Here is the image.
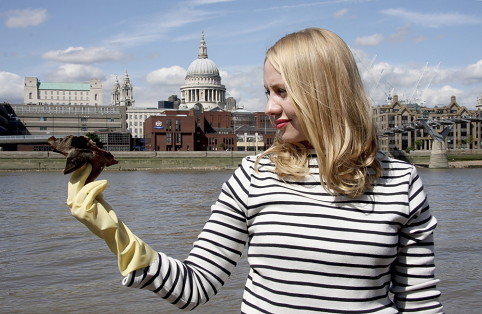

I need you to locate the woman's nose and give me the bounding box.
[265,98,282,115]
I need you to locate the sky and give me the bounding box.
[1,0,481,111]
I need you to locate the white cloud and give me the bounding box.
[42,46,127,64]
[334,8,349,18]
[222,65,265,111]
[421,85,464,105]
[381,8,482,28]
[106,7,218,47]
[388,26,409,42]
[352,49,480,108]
[256,0,375,12]
[355,34,384,46]
[189,0,234,5]
[0,71,23,103]
[412,35,428,43]
[46,64,105,82]
[387,26,429,43]
[126,66,187,107]
[4,8,47,28]
[146,66,187,85]
[459,59,482,85]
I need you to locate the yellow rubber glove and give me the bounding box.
[67,163,157,276]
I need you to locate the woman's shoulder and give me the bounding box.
[376,151,416,177]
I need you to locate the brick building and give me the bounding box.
[144,108,276,151]
[373,95,482,152]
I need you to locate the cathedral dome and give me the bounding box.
[186,58,219,76]
[180,32,227,111]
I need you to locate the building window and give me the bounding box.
[167,133,172,144]
[166,120,171,131]
[175,133,182,144]
[175,120,180,131]
[81,127,87,131]
[39,117,47,121]
[94,94,98,101]
[80,117,88,122]
[40,126,47,130]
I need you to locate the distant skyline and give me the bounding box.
[1,0,481,110]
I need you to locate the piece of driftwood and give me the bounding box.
[48,135,118,183]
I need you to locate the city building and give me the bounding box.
[111,71,134,107]
[158,95,181,109]
[144,107,276,151]
[0,103,28,137]
[97,131,131,152]
[373,95,482,152]
[24,77,103,106]
[10,103,127,136]
[126,106,166,139]
[179,33,231,111]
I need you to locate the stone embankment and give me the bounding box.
[392,149,482,168]
[0,151,255,171]
[0,149,481,171]
[448,160,482,168]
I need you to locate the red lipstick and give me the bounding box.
[275,119,291,129]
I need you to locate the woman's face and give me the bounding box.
[264,60,307,144]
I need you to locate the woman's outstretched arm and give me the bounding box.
[122,157,253,311]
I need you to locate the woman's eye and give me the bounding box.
[278,89,287,96]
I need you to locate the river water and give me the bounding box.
[0,167,481,313]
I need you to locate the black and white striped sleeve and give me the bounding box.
[121,157,252,311]
[390,166,443,313]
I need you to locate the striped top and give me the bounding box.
[122,153,443,313]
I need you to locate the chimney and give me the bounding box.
[393,95,399,104]
[451,95,456,104]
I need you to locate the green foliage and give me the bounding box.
[85,132,103,148]
[414,140,423,150]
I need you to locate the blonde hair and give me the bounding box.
[257,28,381,198]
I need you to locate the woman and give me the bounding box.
[69,28,443,313]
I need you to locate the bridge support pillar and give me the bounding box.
[429,140,449,168]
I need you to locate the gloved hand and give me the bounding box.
[67,163,157,276]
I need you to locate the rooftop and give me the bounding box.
[39,82,90,91]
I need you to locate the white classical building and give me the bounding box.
[111,71,134,107]
[179,33,228,111]
[24,77,103,106]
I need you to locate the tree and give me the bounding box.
[414,140,423,150]
[85,132,103,148]
[466,135,474,149]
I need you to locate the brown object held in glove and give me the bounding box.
[48,135,118,183]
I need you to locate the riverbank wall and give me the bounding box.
[0,149,481,171]
[391,149,482,167]
[0,151,255,171]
